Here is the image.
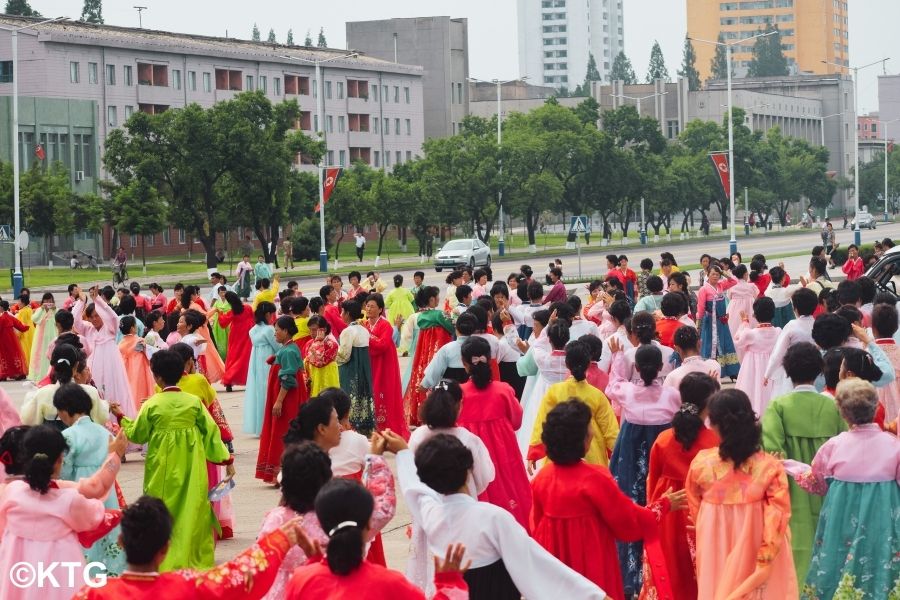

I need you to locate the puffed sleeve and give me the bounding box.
[363,454,397,533]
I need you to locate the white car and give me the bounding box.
[851,212,877,229]
[433,238,492,272]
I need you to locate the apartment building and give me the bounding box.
[0,15,425,260]
[687,0,849,80]
[517,0,625,90]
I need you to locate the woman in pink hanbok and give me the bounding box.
[0,426,110,600]
[72,289,135,419]
[726,264,759,341]
[734,297,782,418]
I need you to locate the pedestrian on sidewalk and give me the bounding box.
[355,232,366,262]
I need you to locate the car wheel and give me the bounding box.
[872,222,876,229]
[486,255,492,268]
[435,268,442,272]
[469,257,475,269]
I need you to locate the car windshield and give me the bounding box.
[441,241,470,251]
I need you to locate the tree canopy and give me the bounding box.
[748,25,789,77]
[710,34,730,81]
[610,51,637,84]
[4,0,40,16]
[251,23,260,41]
[646,41,670,83]
[678,38,701,91]
[317,27,327,48]
[80,0,103,24]
[286,29,294,45]
[267,28,277,44]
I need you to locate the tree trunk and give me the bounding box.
[377,224,388,256]
[400,226,407,252]
[333,229,345,261]
[718,200,728,229]
[141,236,146,270]
[268,223,280,269]
[526,208,537,246]
[200,234,218,269]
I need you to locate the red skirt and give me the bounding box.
[255,362,307,483]
[402,326,451,426]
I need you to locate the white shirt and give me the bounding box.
[408,426,495,497]
[329,430,370,478]
[396,450,606,599]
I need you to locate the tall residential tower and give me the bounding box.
[687,0,849,81]
[517,0,625,90]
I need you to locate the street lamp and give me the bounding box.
[880,118,900,221]
[617,91,668,119]
[0,16,69,295]
[468,75,528,257]
[689,30,776,256]
[282,51,357,272]
[822,57,890,246]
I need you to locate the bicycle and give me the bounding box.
[112,262,129,285]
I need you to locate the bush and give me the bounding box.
[829,243,874,267]
[290,218,332,261]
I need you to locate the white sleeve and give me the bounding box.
[764,323,792,380]
[397,449,445,531]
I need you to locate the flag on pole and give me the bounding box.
[314,167,343,212]
[708,151,730,200]
[34,144,45,161]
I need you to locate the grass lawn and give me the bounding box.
[6,261,209,292]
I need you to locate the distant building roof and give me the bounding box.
[0,14,423,76]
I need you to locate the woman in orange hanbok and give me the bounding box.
[686,389,797,600]
[117,316,155,409]
[401,287,452,426]
[181,286,225,383]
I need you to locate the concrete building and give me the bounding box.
[879,74,900,126]
[858,114,881,141]
[687,0,849,81]
[517,0,625,90]
[0,15,425,259]
[347,16,468,139]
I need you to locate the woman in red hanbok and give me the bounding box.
[639,372,720,600]
[363,294,410,439]
[402,287,453,426]
[0,301,29,380]
[216,292,254,391]
[457,336,532,529]
[182,287,225,384]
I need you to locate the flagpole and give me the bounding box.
[316,60,327,273]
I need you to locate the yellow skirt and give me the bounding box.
[306,362,340,397]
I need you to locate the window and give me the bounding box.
[394,119,401,135]
[107,106,117,127]
[163,229,171,245]
[325,81,332,99]
[348,79,369,98]
[326,115,333,133]
[666,119,680,139]
[383,85,388,102]
[215,69,242,91]
[373,85,379,102]
[339,150,346,166]
[349,147,370,163]
[105,64,116,85]
[124,105,134,120]
[327,150,334,165]
[124,65,133,86]
[173,69,182,90]
[88,62,98,84]
[348,113,370,132]
[284,75,310,95]
[72,133,95,177]
[258,75,267,93]
[16,131,34,171]
[37,132,70,168]
[178,229,186,244]
[406,151,412,162]
[188,71,197,91]
[138,63,168,86]
[385,151,391,167]
[146,234,154,247]
[338,116,345,132]
[337,81,344,99]
[245,75,253,90]
[70,62,80,83]
[203,72,211,92]
[274,77,281,95]
[396,151,402,165]
[298,111,312,130]
[373,118,379,134]
[374,151,380,167]
[384,118,390,134]
[0,60,12,83]
[457,82,463,103]
[405,119,411,135]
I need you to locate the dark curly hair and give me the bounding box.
[708,389,760,470]
[542,399,590,465]
[674,373,720,450]
[414,433,474,495]
[280,441,333,514]
[782,342,824,384]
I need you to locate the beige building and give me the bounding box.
[687,0,849,81]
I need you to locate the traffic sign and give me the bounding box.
[0,225,10,243]
[569,215,590,235]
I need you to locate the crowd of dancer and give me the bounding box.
[0,242,896,599]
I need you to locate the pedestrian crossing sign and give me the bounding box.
[0,225,10,242]
[569,215,589,235]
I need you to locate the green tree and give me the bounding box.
[251,23,260,41]
[573,53,602,96]
[646,41,670,83]
[18,163,87,256]
[286,29,294,45]
[317,27,327,48]
[748,25,789,77]
[325,162,377,260]
[112,179,167,270]
[80,0,103,24]
[710,33,730,80]
[4,0,40,16]
[859,147,900,213]
[267,28,277,44]
[0,161,12,226]
[678,38,701,91]
[572,96,600,127]
[610,51,637,84]
[304,30,313,46]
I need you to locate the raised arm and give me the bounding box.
[362,454,397,532]
[93,295,119,336]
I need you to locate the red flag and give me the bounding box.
[709,151,730,200]
[34,144,45,161]
[314,167,343,212]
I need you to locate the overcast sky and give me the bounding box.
[34,0,899,113]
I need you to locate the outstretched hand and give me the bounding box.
[434,543,470,575]
[664,487,687,512]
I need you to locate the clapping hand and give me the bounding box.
[434,543,470,576]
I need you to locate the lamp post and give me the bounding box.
[880,118,900,221]
[283,52,357,272]
[618,91,667,243]
[468,76,528,256]
[617,91,668,120]
[689,30,776,256]
[1,16,69,296]
[822,58,890,246]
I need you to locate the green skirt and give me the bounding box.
[802,480,900,600]
[339,346,375,436]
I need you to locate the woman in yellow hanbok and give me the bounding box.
[304,316,339,396]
